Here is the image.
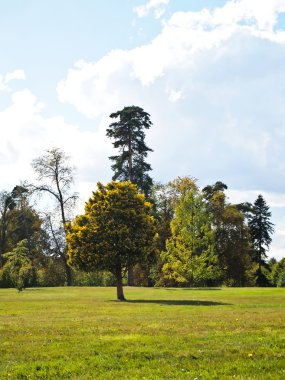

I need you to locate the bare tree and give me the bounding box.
[30,148,78,286]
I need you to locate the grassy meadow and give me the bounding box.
[0,287,284,379]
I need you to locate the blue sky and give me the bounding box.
[1,0,285,259]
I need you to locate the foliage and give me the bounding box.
[270,258,285,287]
[277,269,285,287]
[106,106,153,198]
[203,183,254,286]
[151,182,174,251]
[248,195,274,285]
[72,270,117,287]
[66,181,157,299]
[161,187,221,286]
[0,143,278,289]
[2,240,32,291]
[0,190,17,261]
[217,204,253,286]
[36,257,66,287]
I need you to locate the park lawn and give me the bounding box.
[0,287,284,379]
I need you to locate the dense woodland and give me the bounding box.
[0,106,284,294]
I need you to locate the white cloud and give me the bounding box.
[4,69,26,84]
[0,87,112,204]
[0,69,26,91]
[134,0,169,19]
[57,1,285,185]
[58,1,285,100]
[56,0,285,258]
[167,88,183,103]
[226,189,285,209]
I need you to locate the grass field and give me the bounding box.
[0,287,284,379]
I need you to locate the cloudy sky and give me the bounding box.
[1,0,285,259]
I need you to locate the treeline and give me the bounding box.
[0,106,284,290]
[151,177,283,288]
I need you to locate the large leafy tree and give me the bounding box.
[151,177,199,285]
[161,187,221,286]
[216,203,253,285]
[0,191,16,261]
[66,181,157,300]
[248,195,274,284]
[30,148,78,286]
[202,183,253,285]
[106,106,153,198]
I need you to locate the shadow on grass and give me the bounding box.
[161,287,222,291]
[124,299,230,306]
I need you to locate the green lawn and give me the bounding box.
[0,287,284,379]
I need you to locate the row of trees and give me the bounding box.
[0,106,284,298]
[154,178,276,287]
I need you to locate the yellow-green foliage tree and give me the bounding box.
[66,181,157,300]
[161,187,221,287]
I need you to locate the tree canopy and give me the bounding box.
[66,181,157,300]
[106,106,153,198]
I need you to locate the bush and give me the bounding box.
[277,269,285,287]
[73,270,116,286]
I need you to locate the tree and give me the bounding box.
[5,187,47,287]
[161,186,221,286]
[151,183,173,248]
[216,204,253,285]
[248,195,274,285]
[66,181,157,300]
[202,182,253,285]
[30,148,78,286]
[202,181,228,202]
[106,106,153,198]
[107,106,153,286]
[268,257,285,287]
[0,191,16,261]
[3,240,32,291]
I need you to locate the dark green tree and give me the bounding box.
[202,182,253,285]
[0,191,16,262]
[248,195,274,285]
[106,106,153,198]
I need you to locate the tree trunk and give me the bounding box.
[116,269,125,300]
[65,262,73,286]
[128,135,133,182]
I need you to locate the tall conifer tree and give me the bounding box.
[248,195,274,284]
[107,106,153,286]
[106,106,153,198]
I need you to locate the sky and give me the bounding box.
[1,0,285,259]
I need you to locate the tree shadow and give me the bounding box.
[125,299,230,306]
[161,287,222,291]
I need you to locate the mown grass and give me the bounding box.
[0,287,284,379]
